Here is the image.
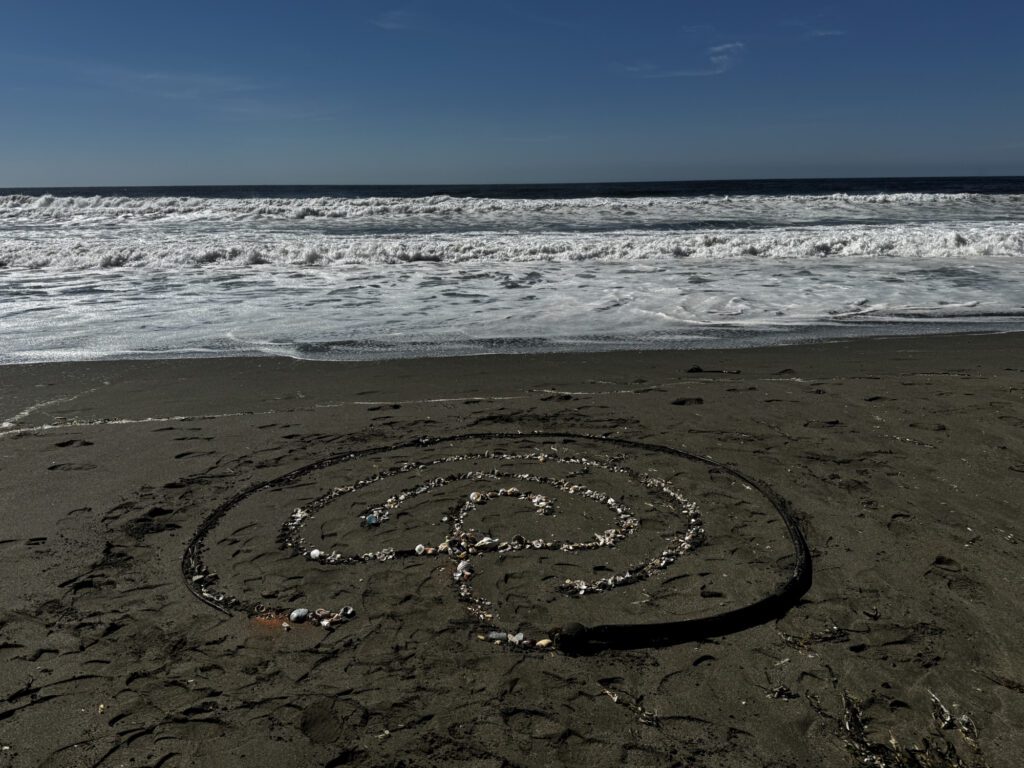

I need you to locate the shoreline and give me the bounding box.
[4,324,1023,369]
[3,331,1023,426]
[2,332,1022,766]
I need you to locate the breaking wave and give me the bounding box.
[1,224,1021,270]
[2,191,1022,227]
[2,186,1022,363]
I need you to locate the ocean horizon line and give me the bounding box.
[4,173,1024,199]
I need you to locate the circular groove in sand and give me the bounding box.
[182,432,810,652]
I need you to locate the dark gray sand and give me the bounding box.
[1,333,1022,767]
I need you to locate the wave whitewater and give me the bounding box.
[2,183,1023,363]
[2,191,1023,225]
[1,224,1021,270]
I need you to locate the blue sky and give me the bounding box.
[2,1,1022,186]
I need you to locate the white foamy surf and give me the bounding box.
[1,185,1022,363]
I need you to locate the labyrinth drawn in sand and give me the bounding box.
[183,432,809,651]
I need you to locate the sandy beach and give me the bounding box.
[1,332,1022,767]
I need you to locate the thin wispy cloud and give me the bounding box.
[84,64,289,119]
[100,68,262,102]
[373,9,415,31]
[808,28,846,38]
[36,58,338,123]
[781,17,847,40]
[0,53,264,104]
[622,41,746,79]
[706,42,745,72]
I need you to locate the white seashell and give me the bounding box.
[414,544,426,555]
[309,549,322,560]
[536,638,553,649]
[469,492,483,503]
[288,608,310,623]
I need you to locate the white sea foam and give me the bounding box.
[1,223,1021,270]
[2,191,1022,227]
[1,191,1022,363]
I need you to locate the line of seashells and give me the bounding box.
[284,605,355,630]
[275,451,704,649]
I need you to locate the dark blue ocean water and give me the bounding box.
[5,175,1024,200]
